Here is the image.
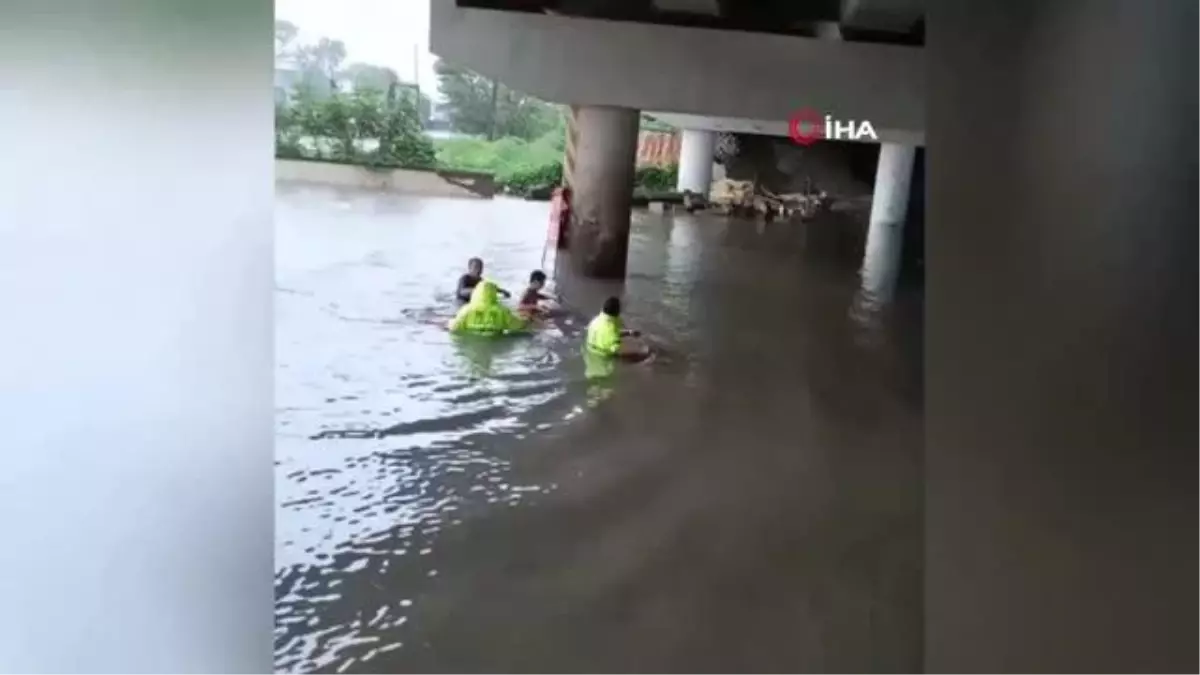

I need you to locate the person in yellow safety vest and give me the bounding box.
[448,280,529,336]
[585,296,649,360]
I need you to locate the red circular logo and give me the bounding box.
[788,108,824,146]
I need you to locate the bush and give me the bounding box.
[480,161,679,198]
[634,164,679,192]
[274,84,436,169]
[433,129,568,195]
[434,130,564,178]
[501,163,563,195]
[274,100,304,159]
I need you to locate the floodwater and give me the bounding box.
[274,183,923,673]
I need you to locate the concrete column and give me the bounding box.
[861,142,917,299]
[676,128,716,195]
[567,105,640,279]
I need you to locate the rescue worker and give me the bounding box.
[585,296,649,360]
[448,280,529,336]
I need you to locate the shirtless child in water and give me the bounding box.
[517,270,555,319]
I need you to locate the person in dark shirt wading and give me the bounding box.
[456,257,510,303]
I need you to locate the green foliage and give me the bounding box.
[272,21,439,171]
[433,131,562,195]
[433,127,565,178]
[275,84,436,170]
[400,87,434,127]
[639,114,676,132]
[502,163,564,195]
[274,22,435,167]
[433,126,676,196]
[433,59,560,141]
[274,99,304,159]
[634,164,679,192]
[375,86,437,169]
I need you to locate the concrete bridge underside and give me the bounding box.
[431,0,925,279]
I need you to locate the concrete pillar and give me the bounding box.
[567,105,640,279]
[677,128,716,195]
[861,142,917,299]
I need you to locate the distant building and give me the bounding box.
[426,101,452,131]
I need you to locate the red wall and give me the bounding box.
[636,130,680,166]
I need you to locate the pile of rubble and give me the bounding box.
[690,179,831,221]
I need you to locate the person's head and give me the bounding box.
[467,257,483,277]
[529,270,547,290]
[602,296,621,317]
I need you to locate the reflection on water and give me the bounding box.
[275,184,923,673]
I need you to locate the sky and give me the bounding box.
[275,0,441,98]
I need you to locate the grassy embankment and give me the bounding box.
[433,129,679,197]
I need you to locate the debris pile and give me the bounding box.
[704,179,830,220]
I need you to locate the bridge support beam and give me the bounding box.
[676,128,716,195]
[862,142,917,297]
[566,104,640,279]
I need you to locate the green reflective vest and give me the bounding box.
[585,312,622,357]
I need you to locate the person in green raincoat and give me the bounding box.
[448,280,529,336]
[585,296,649,361]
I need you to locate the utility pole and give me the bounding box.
[487,78,500,140]
[413,44,424,127]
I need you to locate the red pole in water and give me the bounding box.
[542,186,572,273]
[556,186,571,251]
[546,188,561,249]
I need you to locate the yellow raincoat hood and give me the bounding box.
[449,280,527,336]
[468,280,500,307]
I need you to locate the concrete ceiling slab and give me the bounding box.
[651,0,720,15]
[841,0,923,32]
[431,2,925,132]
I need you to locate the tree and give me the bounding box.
[497,88,557,140]
[433,59,557,140]
[276,84,435,169]
[398,87,433,128]
[275,20,299,61]
[433,60,493,135]
[486,78,500,140]
[338,63,434,125]
[377,86,437,169]
[342,63,400,91]
[274,98,303,158]
[294,37,347,81]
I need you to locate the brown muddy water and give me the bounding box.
[274,183,923,673]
